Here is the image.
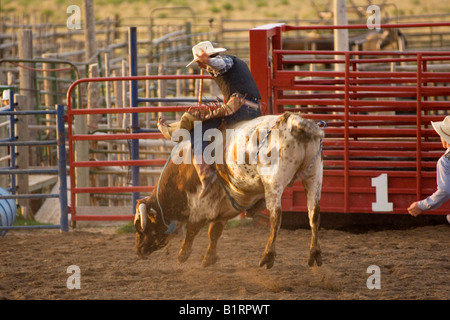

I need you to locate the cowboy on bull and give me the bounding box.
[158,41,262,198]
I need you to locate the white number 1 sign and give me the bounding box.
[371,173,393,212]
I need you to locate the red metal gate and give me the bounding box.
[65,74,212,222]
[249,23,450,215]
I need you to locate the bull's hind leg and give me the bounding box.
[302,169,323,267]
[178,220,204,263]
[202,221,226,267]
[307,204,322,267]
[259,190,283,269]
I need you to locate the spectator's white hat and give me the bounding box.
[431,115,450,145]
[2,90,10,101]
[186,41,227,67]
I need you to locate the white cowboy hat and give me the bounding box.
[2,89,10,101]
[431,115,450,145]
[186,41,227,68]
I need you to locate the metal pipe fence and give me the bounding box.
[0,101,68,233]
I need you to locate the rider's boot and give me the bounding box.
[157,113,196,140]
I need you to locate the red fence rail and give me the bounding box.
[250,23,450,215]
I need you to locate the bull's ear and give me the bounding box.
[148,208,157,223]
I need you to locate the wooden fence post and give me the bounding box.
[112,68,125,193]
[18,29,37,167]
[333,0,349,71]
[83,0,98,62]
[87,63,102,205]
[87,63,102,133]
[43,53,55,137]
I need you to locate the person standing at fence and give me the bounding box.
[159,41,262,199]
[408,116,450,223]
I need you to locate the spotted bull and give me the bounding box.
[134,112,324,269]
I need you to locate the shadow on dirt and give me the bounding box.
[280,211,448,234]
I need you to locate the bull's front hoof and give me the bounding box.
[308,250,322,267]
[201,254,218,267]
[178,248,192,264]
[259,252,276,269]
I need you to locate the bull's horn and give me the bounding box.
[138,203,148,230]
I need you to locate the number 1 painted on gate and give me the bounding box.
[371,173,393,212]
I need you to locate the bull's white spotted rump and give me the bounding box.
[135,112,324,269]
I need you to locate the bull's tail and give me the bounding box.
[282,112,325,142]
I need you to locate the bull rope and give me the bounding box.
[156,149,177,235]
[214,171,255,212]
[255,117,283,159]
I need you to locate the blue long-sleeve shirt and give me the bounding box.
[418,148,450,210]
[205,55,234,77]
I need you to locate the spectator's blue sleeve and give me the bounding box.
[418,149,450,210]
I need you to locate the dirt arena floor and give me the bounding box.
[0,217,449,300]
